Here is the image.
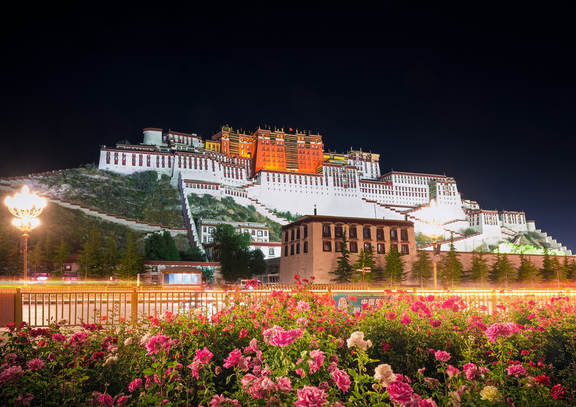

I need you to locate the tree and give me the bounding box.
[469,250,489,286]
[411,250,432,287]
[539,248,555,282]
[353,248,376,282]
[566,258,576,282]
[116,233,144,278]
[516,254,538,285]
[104,232,119,276]
[330,232,354,283]
[213,224,252,282]
[248,249,267,276]
[438,237,463,287]
[145,231,181,261]
[498,253,516,287]
[489,252,515,286]
[53,238,70,276]
[181,246,207,262]
[384,246,405,285]
[79,226,106,278]
[0,224,21,276]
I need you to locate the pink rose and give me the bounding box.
[387,381,414,404]
[331,368,351,393]
[294,385,328,407]
[434,350,451,362]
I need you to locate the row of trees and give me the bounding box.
[330,233,407,284]
[330,233,576,287]
[413,243,576,287]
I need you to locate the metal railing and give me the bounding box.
[7,287,575,327]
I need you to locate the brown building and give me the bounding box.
[279,215,416,283]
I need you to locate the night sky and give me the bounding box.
[1,3,575,251]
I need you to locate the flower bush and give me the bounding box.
[1,287,575,406]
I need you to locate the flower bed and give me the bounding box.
[1,286,575,406]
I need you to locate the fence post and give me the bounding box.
[14,288,22,327]
[131,287,138,328]
[491,289,497,313]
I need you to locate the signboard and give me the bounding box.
[332,292,396,314]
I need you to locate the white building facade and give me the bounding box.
[97,127,572,256]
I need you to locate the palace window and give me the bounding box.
[296,228,300,240]
[323,241,332,252]
[363,226,371,239]
[377,243,385,254]
[284,246,288,257]
[401,244,409,254]
[335,241,343,252]
[303,241,308,253]
[390,229,398,241]
[285,231,289,242]
[349,226,357,239]
[335,225,343,238]
[303,225,308,238]
[376,228,385,241]
[364,242,372,251]
[349,241,358,253]
[291,244,294,255]
[401,229,408,241]
[291,229,295,241]
[322,225,331,238]
[296,243,300,254]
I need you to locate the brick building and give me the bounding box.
[279,215,416,283]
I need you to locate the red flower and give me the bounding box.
[534,375,550,386]
[550,384,567,400]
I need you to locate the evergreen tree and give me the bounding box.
[551,255,563,286]
[0,224,20,276]
[489,252,502,284]
[79,226,105,278]
[539,248,555,282]
[42,230,55,272]
[213,224,252,281]
[29,242,45,273]
[53,237,70,276]
[330,232,354,283]
[411,249,432,287]
[517,254,539,285]
[469,250,489,286]
[180,246,207,262]
[145,231,180,261]
[104,232,119,276]
[566,258,576,282]
[499,253,516,287]
[438,238,463,287]
[353,248,376,282]
[248,249,267,276]
[384,246,405,285]
[116,233,144,278]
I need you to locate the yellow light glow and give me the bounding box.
[5,185,47,233]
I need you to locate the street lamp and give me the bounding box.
[424,199,443,289]
[4,185,47,285]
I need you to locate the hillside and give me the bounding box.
[187,193,283,242]
[30,166,184,228]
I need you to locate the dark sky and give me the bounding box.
[1,2,575,251]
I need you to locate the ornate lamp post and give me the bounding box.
[425,199,443,290]
[4,185,47,285]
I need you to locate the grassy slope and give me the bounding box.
[187,193,283,242]
[33,167,184,228]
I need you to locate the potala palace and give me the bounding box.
[97,126,572,255]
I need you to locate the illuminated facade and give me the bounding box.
[97,126,572,255]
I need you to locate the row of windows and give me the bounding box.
[322,225,409,241]
[284,241,309,256]
[284,225,308,242]
[282,241,410,256]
